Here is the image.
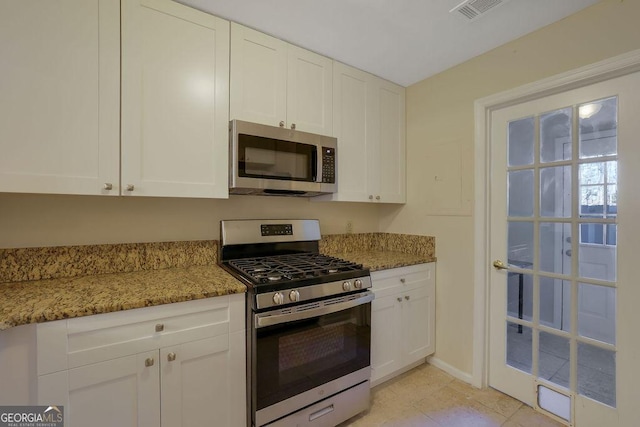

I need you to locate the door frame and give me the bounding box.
[472,49,640,390]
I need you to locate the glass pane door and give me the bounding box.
[486,72,640,426]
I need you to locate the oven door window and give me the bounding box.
[238,134,317,182]
[255,304,370,410]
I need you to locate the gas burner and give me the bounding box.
[267,274,282,282]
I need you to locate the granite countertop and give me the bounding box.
[325,250,436,272]
[0,233,435,331]
[0,264,245,331]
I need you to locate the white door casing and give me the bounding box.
[474,50,640,427]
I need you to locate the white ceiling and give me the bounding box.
[179,0,600,87]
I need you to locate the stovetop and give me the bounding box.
[228,253,365,285]
[220,219,372,308]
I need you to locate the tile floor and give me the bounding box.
[339,363,565,427]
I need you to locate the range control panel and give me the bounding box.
[261,224,293,236]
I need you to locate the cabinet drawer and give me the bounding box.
[371,264,433,298]
[66,297,230,368]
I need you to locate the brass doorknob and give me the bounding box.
[493,260,508,270]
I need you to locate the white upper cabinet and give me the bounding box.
[374,79,406,203]
[121,0,230,198]
[0,0,120,196]
[230,23,333,136]
[323,62,406,203]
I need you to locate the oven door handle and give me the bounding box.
[255,291,374,328]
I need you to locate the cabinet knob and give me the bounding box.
[369,195,373,200]
[400,278,406,283]
[126,184,135,192]
[167,352,176,362]
[103,183,113,190]
[397,297,402,302]
[405,295,410,301]
[145,357,154,367]
[279,121,285,128]
[376,195,381,200]
[155,324,164,332]
[290,123,296,130]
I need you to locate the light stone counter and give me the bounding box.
[1,233,435,330]
[0,241,245,330]
[0,265,245,331]
[320,232,436,271]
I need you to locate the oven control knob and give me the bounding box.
[342,281,352,291]
[273,292,284,305]
[354,279,363,289]
[289,290,300,302]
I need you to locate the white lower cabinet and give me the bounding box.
[370,263,435,385]
[36,295,245,427]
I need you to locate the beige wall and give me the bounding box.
[0,193,379,248]
[380,0,640,375]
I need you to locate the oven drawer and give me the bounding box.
[266,381,370,427]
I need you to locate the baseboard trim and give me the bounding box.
[427,356,473,385]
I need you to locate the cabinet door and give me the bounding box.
[330,63,372,202]
[0,0,120,196]
[161,335,232,427]
[41,352,160,427]
[121,0,230,198]
[230,23,287,128]
[402,284,435,365]
[370,294,402,383]
[286,45,333,135]
[372,80,406,203]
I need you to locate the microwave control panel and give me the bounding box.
[321,147,336,183]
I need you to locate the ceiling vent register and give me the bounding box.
[451,0,512,21]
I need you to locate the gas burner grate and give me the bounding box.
[228,253,364,284]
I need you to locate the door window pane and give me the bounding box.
[508,222,534,267]
[539,277,570,332]
[539,222,571,275]
[507,322,532,374]
[578,234,616,281]
[540,166,571,217]
[509,170,534,217]
[579,161,617,218]
[578,283,616,345]
[508,117,534,166]
[578,342,616,407]
[538,331,570,389]
[507,272,532,322]
[579,97,617,159]
[540,107,572,163]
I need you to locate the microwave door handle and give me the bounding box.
[313,148,320,182]
[255,291,374,328]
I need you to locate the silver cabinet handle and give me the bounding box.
[155,324,164,332]
[279,121,285,128]
[405,295,410,300]
[400,278,406,284]
[103,183,113,190]
[397,297,402,302]
[376,195,381,200]
[369,195,373,200]
[291,123,296,130]
[167,352,176,362]
[126,184,135,192]
[145,357,154,367]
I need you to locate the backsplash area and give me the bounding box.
[0,233,435,284]
[320,233,435,258]
[0,241,217,283]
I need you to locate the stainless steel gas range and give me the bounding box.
[220,219,373,427]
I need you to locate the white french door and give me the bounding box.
[488,71,640,426]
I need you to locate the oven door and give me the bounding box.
[252,291,373,426]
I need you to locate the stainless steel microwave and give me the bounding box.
[229,120,337,196]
